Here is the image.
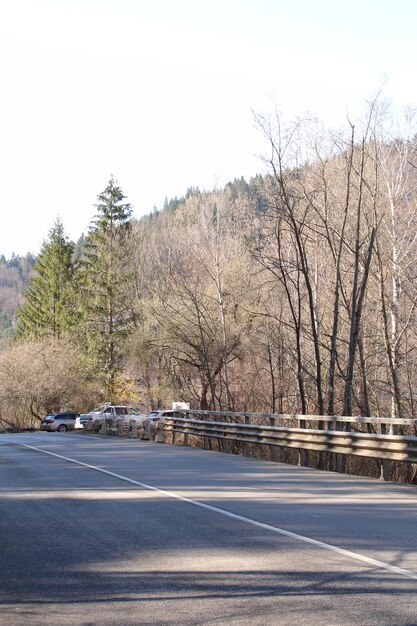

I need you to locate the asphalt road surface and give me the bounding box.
[1,432,417,626]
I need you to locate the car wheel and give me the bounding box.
[57,424,67,432]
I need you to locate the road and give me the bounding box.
[1,432,417,625]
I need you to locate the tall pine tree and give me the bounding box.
[17,219,75,339]
[78,177,136,400]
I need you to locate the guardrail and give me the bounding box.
[162,410,417,464]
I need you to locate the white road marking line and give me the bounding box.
[9,442,417,581]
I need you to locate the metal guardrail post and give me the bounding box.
[183,419,189,446]
[379,422,391,480]
[298,417,307,466]
[244,416,251,457]
[172,417,176,445]
[269,416,277,461]
[336,448,344,472]
[336,420,347,473]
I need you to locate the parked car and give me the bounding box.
[128,410,175,439]
[84,404,141,431]
[147,409,178,422]
[40,413,82,432]
[128,413,151,427]
[79,414,91,427]
[128,413,151,437]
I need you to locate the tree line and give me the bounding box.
[2,99,417,431]
[0,252,35,343]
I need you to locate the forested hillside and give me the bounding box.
[0,253,35,343]
[2,103,417,435]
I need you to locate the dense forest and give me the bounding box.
[2,101,417,433]
[0,253,36,343]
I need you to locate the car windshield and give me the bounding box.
[148,412,159,417]
[90,405,139,415]
[91,405,109,414]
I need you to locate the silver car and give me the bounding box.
[40,413,83,432]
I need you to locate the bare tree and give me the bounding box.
[0,339,100,429]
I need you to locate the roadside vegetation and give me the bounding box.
[2,98,417,440]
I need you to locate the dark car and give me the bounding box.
[40,413,82,432]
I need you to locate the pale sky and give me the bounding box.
[1,0,416,257]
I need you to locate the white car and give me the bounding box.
[129,410,178,440]
[147,409,178,422]
[129,409,179,428]
[84,404,141,431]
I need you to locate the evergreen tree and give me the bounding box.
[17,219,75,339]
[78,177,135,400]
